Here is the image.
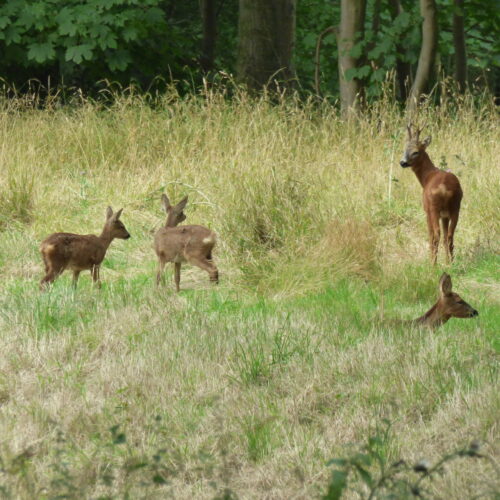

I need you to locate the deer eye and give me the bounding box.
[411,151,419,158]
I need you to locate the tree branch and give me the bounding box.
[314,26,336,96]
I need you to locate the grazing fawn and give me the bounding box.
[154,194,218,292]
[400,123,463,264]
[411,273,478,329]
[40,207,130,289]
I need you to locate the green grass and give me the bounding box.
[0,89,498,499]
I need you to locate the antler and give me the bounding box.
[407,122,413,139]
[416,120,427,141]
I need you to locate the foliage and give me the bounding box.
[0,0,498,96]
[0,0,200,88]
[436,0,500,75]
[334,0,499,99]
[323,423,497,499]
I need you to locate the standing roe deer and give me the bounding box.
[410,273,478,329]
[154,194,218,292]
[40,206,130,289]
[400,123,463,264]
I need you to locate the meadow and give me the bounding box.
[0,88,498,499]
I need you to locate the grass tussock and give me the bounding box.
[0,169,34,229]
[0,88,498,499]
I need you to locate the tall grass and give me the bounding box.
[0,88,498,498]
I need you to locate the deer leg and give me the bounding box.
[40,270,58,290]
[72,270,81,289]
[427,211,440,265]
[208,260,219,284]
[207,252,219,284]
[174,262,181,292]
[42,254,50,273]
[189,257,219,285]
[448,213,459,262]
[91,265,102,289]
[441,217,450,264]
[40,261,65,290]
[156,259,166,286]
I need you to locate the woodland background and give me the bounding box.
[0,0,499,108]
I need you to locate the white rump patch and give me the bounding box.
[203,235,215,245]
[431,183,452,198]
[42,243,56,253]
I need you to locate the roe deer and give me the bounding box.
[154,194,218,292]
[40,207,130,289]
[400,123,463,264]
[410,273,478,329]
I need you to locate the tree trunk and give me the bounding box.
[453,0,467,92]
[388,0,412,101]
[237,0,296,91]
[200,0,217,72]
[409,0,438,107]
[337,0,366,115]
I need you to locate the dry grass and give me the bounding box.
[0,89,498,498]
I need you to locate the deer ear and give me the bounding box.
[106,206,113,220]
[161,194,171,212]
[175,196,188,213]
[422,136,432,148]
[113,208,123,220]
[439,273,452,297]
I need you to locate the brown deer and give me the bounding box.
[410,273,478,329]
[400,123,463,264]
[154,194,218,292]
[40,207,130,289]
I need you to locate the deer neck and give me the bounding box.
[98,229,115,249]
[165,215,180,228]
[413,303,449,329]
[411,152,438,188]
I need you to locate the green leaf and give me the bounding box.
[352,452,372,466]
[65,44,94,64]
[303,32,317,49]
[144,7,165,24]
[122,25,138,42]
[350,42,363,59]
[394,11,411,29]
[89,23,110,39]
[27,42,56,63]
[368,45,383,60]
[371,68,385,82]
[355,465,374,488]
[0,16,11,29]
[107,49,131,71]
[357,65,371,78]
[58,17,77,37]
[113,432,126,444]
[99,33,117,50]
[327,458,348,467]
[344,67,358,81]
[152,473,168,484]
[323,470,348,500]
[17,10,36,29]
